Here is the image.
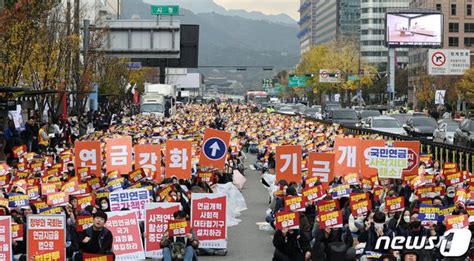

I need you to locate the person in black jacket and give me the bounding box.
[23,117,37,152]
[273,227,311,261]
[359,211,394,255]
[79,210,113,255]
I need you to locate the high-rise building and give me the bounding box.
[360,0,410,65]
[408,0,474,101]
[299,0,360,55]
[298,0,314,55]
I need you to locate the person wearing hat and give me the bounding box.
[79,210,113,256]
[160,210,199,261]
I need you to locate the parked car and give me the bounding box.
[363,116,407,135]
[322,102,342,119]
[359,110,381,119]
[291,103,307,114]
[327,109,358,126]
[403,116,438,139]
[278,106,296,115]
[303,106,322,119]
[433,119,459,144]
[390,114,413,126]
[454,119,474,148]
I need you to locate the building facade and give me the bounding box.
[299,0,360,56]
[408,0,474,105]
[360,0,410,65]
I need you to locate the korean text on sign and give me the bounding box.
[109,188,150,220]
[27,215,66,261]
[191,193,227,249]
[144,202,180,258]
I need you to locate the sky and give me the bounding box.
[214,0,299,20]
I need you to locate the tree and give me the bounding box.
[454,67,474,106]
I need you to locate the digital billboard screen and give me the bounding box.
[386,12,443,47]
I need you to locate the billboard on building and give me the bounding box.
[385,12,443,48]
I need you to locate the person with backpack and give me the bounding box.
[160,210,199,261]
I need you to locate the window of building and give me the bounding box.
[449,23,459,32]
[468,4,472,16]
[464,37,474,46]
[449,37,459,46]
[451,4,457,16]
[436,4,441,11]
[465,23,474,32]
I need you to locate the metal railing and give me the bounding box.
[302,116,474,172]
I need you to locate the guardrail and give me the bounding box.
[302,116,474,173]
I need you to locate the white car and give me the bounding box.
[433,120,459,144]
[363,116,407,135]
[278,106,296,115]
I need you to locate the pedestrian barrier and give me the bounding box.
[300,115,473,172]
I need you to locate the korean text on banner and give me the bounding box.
[393,141,420,177]
[135,144,161,179]
[191,193,227,249]
[369,147,408,179]
[27,215,66,260]
[74,141,101,177]
[360,140,385,179]
[334,138,361,176]
[276,145,302,183]
[106,137,132,174]
[0,216,11,261]
[199,128,231,170]
[275,211,300,230]
[144,202,180,258]
[308,152,334,189]
[105,211,145,260]
[319,210,343,229]
[109,188,151,220]
[166,140,192,179]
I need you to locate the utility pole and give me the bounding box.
[73,0,80,114]
[117,0,120,19]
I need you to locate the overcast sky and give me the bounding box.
[215,0,299,20]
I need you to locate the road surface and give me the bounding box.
[200,154,275,261]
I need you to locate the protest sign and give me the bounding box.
[8,193,29,208]
[106,137,133,174]
[301,185,324,203]
[145,202,181,258]
[74,141,101,177]
[166,140,192,179]
[0,216,11,261]
[105,211,145,260]
[191,193,227,249]
[393,141,420,177]
[47,191,68,206]
[276,145,302,183]
[445,214,469,230]
[331,184,351,198]
[275,211,300,230]
[27,215,66,260]
[419,204,439,226]
[368,147,408,179]
[307,152,334,189]
[199,128,231,170]
[360,140,386,179]
[334,138,360,175]
[317,199,339,213]
[109,188,150,220]
[168,220,191,237]
[76,194,95,211]
[12,223,23,241]
[319,210,343,229]
[349,192,369,205]
[83,253,114,261]
[385,196,405,213]
[350,199,372,217]
[284,195,305,212]
[76,216,93,232]
[135,144,161,179]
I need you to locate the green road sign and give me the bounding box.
[288,76,309,87]
[348,75,359,81]
[151,5,179,15]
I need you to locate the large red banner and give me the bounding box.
[74,141,101,177]
[105,211,145,260]
[144,202,180,258]
[0,216,11,261]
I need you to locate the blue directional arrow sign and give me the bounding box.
[203,137,227,160]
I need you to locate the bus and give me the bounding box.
[245,91,268,107]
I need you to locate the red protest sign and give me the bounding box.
[344,173,359,185]
[168,220,191,237]
[445,172,463,187]
[275,211,300,230]
[77,167,91,180]
[334,138,361,176]
[129,168,146,184]
[74,141,101,177]
[12,223,23,241]
[83,253,114,261]
[317,199,339,213]
[301,185,325,203]
[445,214,469,230]
[307,152,335,189]
[199,128,231,170]
[197,172,215,184]
[0,216,12,261]
[76,194,95,211]
[350,199,372,217]
[349,192,369,205]
[319,210,343,229]
[135,144,161,180]
[385,196,405,213]
[191,193,227,249]
[276,145,302,183]
[76,216,93,232]
[166,140,192,180]
[105,211,145,260]
[144,202,180,258]
[106,137,133,174]
[47,191,68,206]
[13,145,27,158]
[27,215,66,260]
[284,195,305,212]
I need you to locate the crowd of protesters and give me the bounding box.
[0,101,473,261]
